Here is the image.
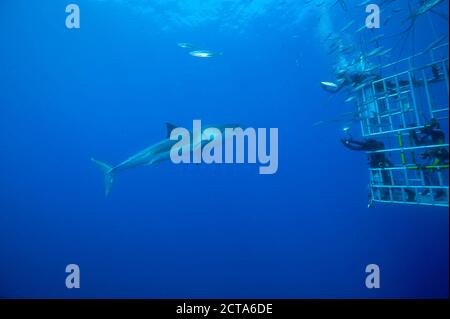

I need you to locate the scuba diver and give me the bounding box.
[321,55,379,93]
[341,137,416,204]
[409,119,449,201]
[410,118,446,146]
[321,53,426,94]
[341,138,392,168]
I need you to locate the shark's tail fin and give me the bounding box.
[91,158,115,196]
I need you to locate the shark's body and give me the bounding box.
[92,122,239,196]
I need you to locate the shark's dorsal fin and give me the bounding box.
[166,122,178,138]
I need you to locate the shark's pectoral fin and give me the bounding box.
[147,152,170,166]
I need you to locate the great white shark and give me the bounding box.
[92,122,241,196]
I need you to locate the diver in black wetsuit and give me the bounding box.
[410,118,446,146]
[409,119,449,200]
[341,138,416,203]
[341,138,391,168]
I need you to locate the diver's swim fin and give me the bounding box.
[91,158,115,196]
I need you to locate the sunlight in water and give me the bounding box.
[96,0,325,31]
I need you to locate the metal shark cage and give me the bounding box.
[355,43,449,207]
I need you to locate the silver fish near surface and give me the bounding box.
[189,50,222,58]
[177,42,196,49]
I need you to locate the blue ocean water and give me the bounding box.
[0,0,448,298]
